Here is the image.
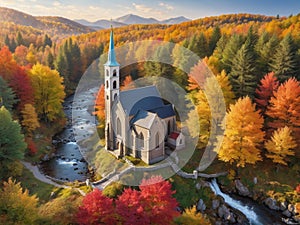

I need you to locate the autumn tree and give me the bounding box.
[0,46,18,81]
[0,106,26,179]
[270,34,297,82]
[76,189,116,225]
[0,77,17,112]
[21,103,40,135]
[175,206,211,225]
[121,75,135,90]
[0,178,39,225]
[265,126,297,166]
[255,72,279,114]
[266,78,300,139]
[218,97,264,168]
[116,176,179,225]
[29,63,65,122]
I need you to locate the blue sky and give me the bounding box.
[0,0,299,21]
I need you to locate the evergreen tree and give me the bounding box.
[197,32,209,58]
[270,34,297,82]
[0,77,17,112]
[4,34,10,49]
[9,38,17,52]
[221,34,244,73]
[0,106,26,179]
[229,41,257,98]
[43,34,52,47]
[208,26,221,56]
[16,31,24,46]
[47,51,54,69]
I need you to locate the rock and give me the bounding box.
[218,204,230,219]
[42,154,50,161]
[195,183,201,190]
[280,201,288,211]
[46,146,52,150]
[253,177,257,184]
[283,209,292,218]
[215,221,222,225]
[288,204,295,215]
[196,199,206,212]
[293,215,300,223]
[212,199,220,210]
[226,212,236,223]
[264,197,279,210]
[235,179,251,197]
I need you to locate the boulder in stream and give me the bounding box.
[264,197,279,210]
[235,179,251,197]
[196,199,206,212]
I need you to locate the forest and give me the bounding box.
[0,11,300,224]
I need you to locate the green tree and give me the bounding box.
[16,31,24,46]
[0,178,39,224]
[43,34,52,47]
[4,34,10,49]
[0,106,26,179]
[208,26,221,56]
[29,64,65,122]
[229,40,257,98]
[0,77,17,112]
[270,34,297,82]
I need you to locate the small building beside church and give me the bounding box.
[104,29,184,164]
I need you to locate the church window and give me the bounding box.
[106,80,109,88]
[117,118,121,136]
[106,95,109,100]
[113,69,117,77]
[155,132,159,148]
[138,132,144,149]
[113,80,117,89]
[114,93,118,100]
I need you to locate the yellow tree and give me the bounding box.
[174,206,211,225]
[265,126,297,166]
[21,103,40,135]
[0,178,39,224]
[29,63,65,122]
[121,75,135,91]
[218,96,264,168]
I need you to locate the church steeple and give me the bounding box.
[104,26,120,150]
[105,27,119,67]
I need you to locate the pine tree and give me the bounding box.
[265,126,296,166]
[270,34,297,82]
[10,38,17,52]
[0,77,17,112]
[4,34,10,49]
[43,34,52,47]
[218,97,264,168]
[16,31,24,46]
[208,26,221,56]
[229,41,257,98]
[197,32,209,58]
[0,106,26,179]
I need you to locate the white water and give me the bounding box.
[209,179,262,225]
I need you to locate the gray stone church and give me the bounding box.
[104,29,185,164]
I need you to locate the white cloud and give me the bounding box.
[159,2,174,11]
[132,3,152,13]
[53,1,61,7]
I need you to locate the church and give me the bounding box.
[104,29,185,164]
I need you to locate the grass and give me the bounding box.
[125,155,148,167]
[15,165,62,204]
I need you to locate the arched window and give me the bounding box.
[113,69,117,77]
[155,132,159,148]
[106,95,109,100]
[106,80,109,88]
[117,118,121,136]
[114,93,118,100]
[138,132,144,149]
[113,80,117,89]
[106,69,109,76]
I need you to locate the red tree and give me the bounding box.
[9,67,34,110]
[26,138,38,156]
[116,176,179,225]
[0,46,18,81]
[255,72,279,114]
[76,189,116,225]
[94,85,105,122]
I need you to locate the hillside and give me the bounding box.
[0,7,94,36]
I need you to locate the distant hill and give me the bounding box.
[75,14,190,30]
[0,7,94,36]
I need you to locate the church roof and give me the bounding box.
[119,86,164,116]
[149,104,175,119]
[104,28,120,67]
[130,110,157,130]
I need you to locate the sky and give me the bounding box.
[0,0,299,21]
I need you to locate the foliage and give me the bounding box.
[0,178,39,225]
[255,72,279,114]
[21,103,40,134]
[174,206,211,225]
[218,96,264,167]
[103,182,124,198]
[76,189,116,225]
[121,75,135,90]
[29,63,65,121]
[265,126,297,165]
[25,138,38,156]
[266,78,300,139]
[0,106,26,179]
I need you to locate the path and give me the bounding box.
[21,161,86,196]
